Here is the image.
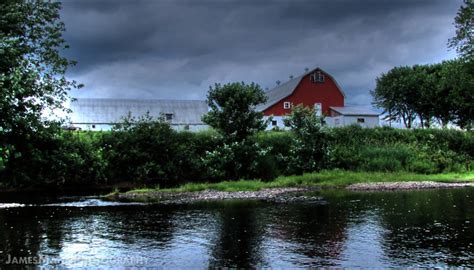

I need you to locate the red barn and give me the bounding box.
[257,67,379,128]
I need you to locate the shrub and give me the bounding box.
[284,105,329,174]
[408,160,437,174]
[101,115,183,187]
[0,126,107,188]
[200,139,273,181]
[362,157,403,172]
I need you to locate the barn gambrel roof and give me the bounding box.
[256,67,346,112]
[70,98,208,125]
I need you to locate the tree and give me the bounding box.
[0,0,79,184]
[437,60,474,129]
[410,65,439,128]
[202,82,268,141]
[371,66,419,128]
[201,82,269,180]
[449,0,473,69]
[284,105,329,174]
[424,63,455,127]
[448,1,474,130]
[372,61,473,130]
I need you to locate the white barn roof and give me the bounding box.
[330,106,380,116]
[70,98,208,125]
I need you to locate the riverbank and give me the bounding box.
[107,170,474,203]
[347,181,474,190]
[109,187,324,204]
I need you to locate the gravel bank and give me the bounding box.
[346,181,474,191]
[108,181,474,203]
[111,187,323,204]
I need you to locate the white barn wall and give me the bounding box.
[264,116,289,130]
[73,123,209,131]
[264,115,379,129]
[339,115,379,128]
[70,98,209,132]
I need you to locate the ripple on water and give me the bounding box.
[0,203,25,208]
[0,199,147,208]
[41,199,147,207]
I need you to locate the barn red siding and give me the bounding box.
[263,70,345,116]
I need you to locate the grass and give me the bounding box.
[123,170,474,194]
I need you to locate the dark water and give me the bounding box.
[0,188,473,268]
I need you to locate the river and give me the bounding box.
[0,188,473,268]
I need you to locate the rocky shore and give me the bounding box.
[109,187,324,204]
[108,181,474,204]
[346,181,474,191]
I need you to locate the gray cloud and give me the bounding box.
[60,0,462,105]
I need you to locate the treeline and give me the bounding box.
[372,59,473,129]
[371,0,473,130]
[0,121,472,189]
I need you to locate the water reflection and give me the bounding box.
[0,189,472,268]
[207,201,266,268]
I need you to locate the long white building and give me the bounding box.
[69,98,209,131]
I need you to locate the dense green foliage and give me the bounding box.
[202,82,267,141]
[0,1,79,180]
[1,123,472,189]
[328,126,473,173]
[201,82,270,181]
[373,0,474,130]
[283,105,329,174]
[1,125,106,188]
[372,60,473,129]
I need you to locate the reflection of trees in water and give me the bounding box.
[348,189,474,267]
[0,205,180,266]
[265,203,349,267]
[0,207,68,265]
[207,201,267,268]
[206,201,349,268]
[89,206,177,247]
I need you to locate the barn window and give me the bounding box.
[314,103,322,116]
[357,118,365,123]
[310,71,325,83]
[272,120,277,126]
[165,113,173,121]
[283,102,291,109]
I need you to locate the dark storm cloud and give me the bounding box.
[60,0,461,104]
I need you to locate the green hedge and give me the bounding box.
[1,125,473,189]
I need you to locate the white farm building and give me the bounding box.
[326,106,380,128]
[69,98,209,131]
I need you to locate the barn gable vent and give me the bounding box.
[310,71,325,83]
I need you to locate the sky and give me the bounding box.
[61,0,462,107]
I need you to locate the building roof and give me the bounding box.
[256,67,346,112]
[329,106,380,116]
[70,98,208,125]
